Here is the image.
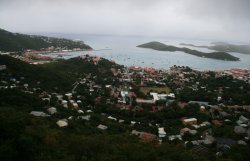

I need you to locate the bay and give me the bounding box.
[42,33,250,70]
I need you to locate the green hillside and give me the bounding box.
[0,28,92,52]
[0,55,116,92]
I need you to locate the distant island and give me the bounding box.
[180,42,250,54]
[137,41,240,61]
[0,28,92,52]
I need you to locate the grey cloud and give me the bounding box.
[0,0,249,43]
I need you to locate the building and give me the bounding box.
[47,107,57,115]
[131,130,157,142]
[56,119,68,127]
[97,124,108,130]
[136,98,154,104]
[150,92,159,101]
[30,111,50,117]
[182,118,197,126]
[0,65,7,71]
[158,127,166,138]
[180,127,191,135]
[200,106,206,112]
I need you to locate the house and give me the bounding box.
[158,94,168,100]
[191,141,200,146]
[121,90,129,97]
[182,118,197,126]
[167,93,175,99]
[97,124,108,130]
[189,130,198,135]
[105,85,112,88]
[140,132,157,142]
[78,115,91,121]
[56,119,68,127]
[0,65,6,71]
[201,121,211,126]
[120,90,129,103]
[234,126,246,134]
[72,103,79,109]
[158,127,166,138]
[150,92,159,101]
[42,97,50,102]
[65,93,72,99]
[30,111,50,117]
[77,100,82,104]
[238,140,247,145]
[78,110,84,113]
[168,135,182,141]
[237,115,249,125]
[131,130,157,142]
[200,106,206,112]
[180,127,191,135]
[108,116,117,121]
[136,98,154,104]
[219,111,231,118]
[131,121,136,125]
[201,130,215,143]
[56,95,63,101]
[61,100,68,108]
[118,119,125,123]
[212,119,222,126]
[47,107,57,115]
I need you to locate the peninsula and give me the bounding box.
[137,41,240,61]
[0,28,92,52]
[180,42,250,54]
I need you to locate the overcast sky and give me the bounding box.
[0,0,249,43]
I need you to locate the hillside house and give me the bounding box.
[182,118,197,126]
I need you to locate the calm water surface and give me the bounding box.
[42,33,250,70]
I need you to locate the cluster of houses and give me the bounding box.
[223,68,250,81]
[1,55,250,157]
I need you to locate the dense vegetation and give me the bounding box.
[0,55,115,92]
[137,41,240,61]
[0,28,92,52]
[0,105,206,161]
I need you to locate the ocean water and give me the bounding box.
[42,33,250,70]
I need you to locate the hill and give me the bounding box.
[137,41,240,61]
[0,55,117,92]
[180,42,250,54]
[0,56,210,161]
[0,55,249,161]
[0,28,92,52]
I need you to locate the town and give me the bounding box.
[1,53,250,159]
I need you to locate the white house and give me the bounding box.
[158,127,166,138]
[47,107,57,115]
[30,111,50,117]
[56,119,68,127]
[97,124,108,130]
[108,116,117,121]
